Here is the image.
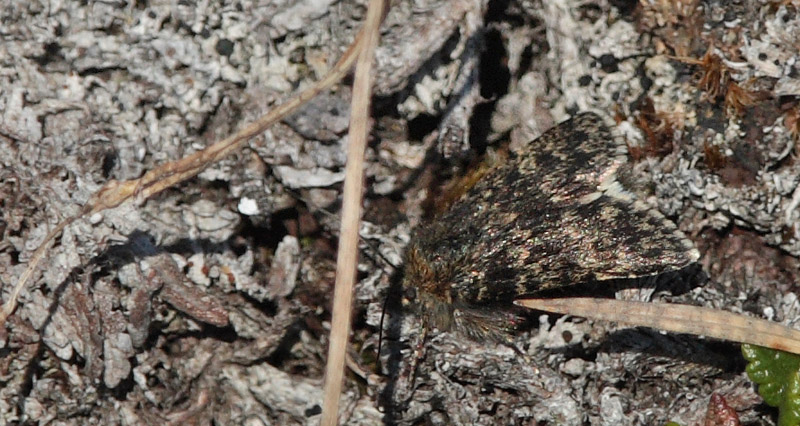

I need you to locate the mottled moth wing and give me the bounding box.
[404,112,699,339]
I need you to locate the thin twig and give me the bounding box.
[0,6,384,326]
[320,0,386,424]
[516,297,800,355]
[0,217,77,325]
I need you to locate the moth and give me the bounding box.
[402,112,700,342]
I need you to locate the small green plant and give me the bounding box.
[742,344,800,426]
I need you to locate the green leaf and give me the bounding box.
[742,344,800,426]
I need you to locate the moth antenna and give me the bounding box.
[286,187,400,270]
[377,290,390,373]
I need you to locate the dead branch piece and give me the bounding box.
[320,0,386,425]
[0,2,385,327]
[516,297,800,355]
[668,51,728,100]
[668,51,761,115]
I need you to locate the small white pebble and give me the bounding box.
[561,358,587,376]
[763,306,775,321]
[237,197,259,215]
[89,212,103,224]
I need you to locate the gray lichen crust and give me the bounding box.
[4,0,800,424]
[404,113,699,340]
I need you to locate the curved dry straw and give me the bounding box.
[0,6,387,328]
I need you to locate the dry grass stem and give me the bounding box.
[320,0,386,424]
[516,297,800,355]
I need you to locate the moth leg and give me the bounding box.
[453,307,529,360]
[394,316,429,405]
[406,319,428,389]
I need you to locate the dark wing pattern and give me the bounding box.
[405,112,699,314]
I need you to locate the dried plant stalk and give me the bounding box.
[516,297,800,355]
[320,0,386,424]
